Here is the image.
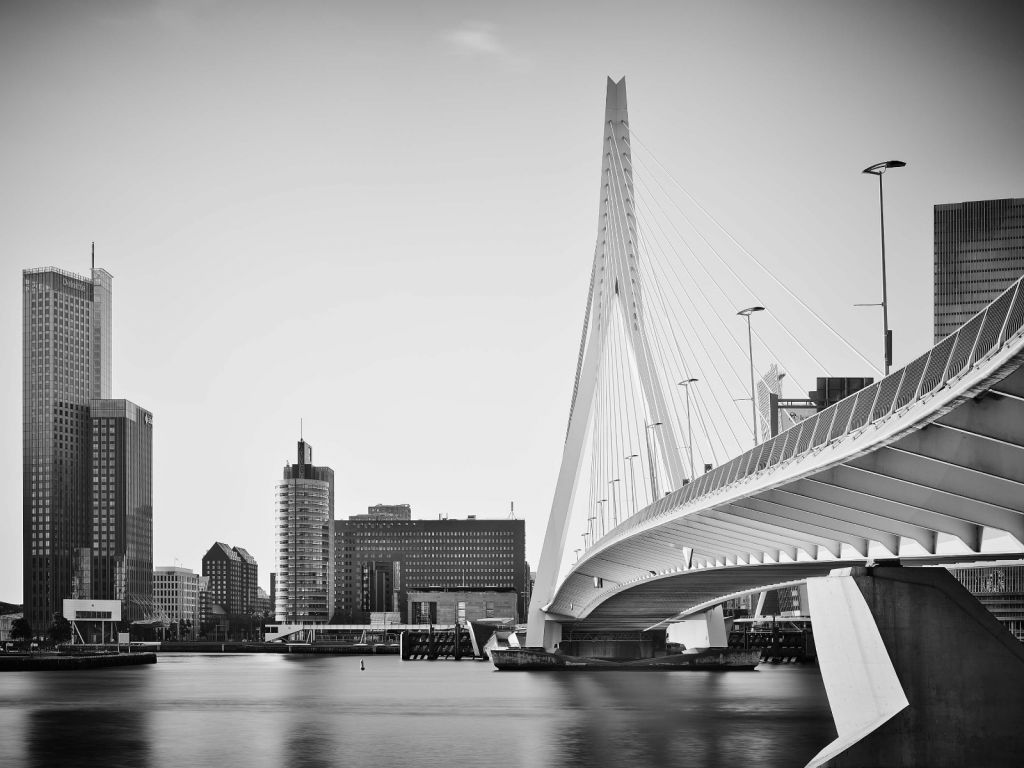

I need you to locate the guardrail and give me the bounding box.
[617,274,1024,535]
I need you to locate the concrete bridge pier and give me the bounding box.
[666,605,730,649]
[805,564,1024,768]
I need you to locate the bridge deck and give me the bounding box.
[548,276,1024,630]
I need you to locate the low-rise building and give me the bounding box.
[0,613,24,642]
[407,588,518,626]
[948,561,1024,641]
[153,566,200,639]
[334,513,527,624]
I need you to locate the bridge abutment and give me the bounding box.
[806,564,1024,768]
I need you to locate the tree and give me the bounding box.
[10,617,32,645]
[47,614,72,645]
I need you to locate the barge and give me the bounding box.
[490,647,760,671]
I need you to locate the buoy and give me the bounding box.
[360,659,365,671]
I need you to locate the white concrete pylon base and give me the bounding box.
[806,565,1024,768]
[666,604,728,648]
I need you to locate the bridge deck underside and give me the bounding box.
[550,355,1024,627]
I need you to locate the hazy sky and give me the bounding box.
[2,0,1023,600]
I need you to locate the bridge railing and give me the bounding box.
[616,275,1024,537]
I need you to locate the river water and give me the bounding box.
[0,653,836,768]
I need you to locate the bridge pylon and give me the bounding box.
[526,77,688,649]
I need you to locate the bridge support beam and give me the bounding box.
[805,565,1024,768]
[666,605,729,648]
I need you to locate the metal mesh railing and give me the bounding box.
[627,274,1024,533]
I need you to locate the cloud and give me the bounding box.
[443,20,530,70]
[444,21,504,56]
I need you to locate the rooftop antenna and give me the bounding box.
[91,242,95,271]
[509,500,516,519]
[300,417,303,440]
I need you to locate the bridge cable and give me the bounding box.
[605,144,683,503]
[633,248,731,465]
[629,166,813,399]
[632,181,805,453]
[628,147,832,385]
[609,130,748,453]
[627,125,882,375]
[607,131,736,471]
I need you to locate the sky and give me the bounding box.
[2,0,1023,601]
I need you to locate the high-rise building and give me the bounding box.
[275,439,334,624]
[89,399,153,621]
[333,514,528,624]
[22,262,154,631]
[153,566,200,637]
[22,265,112,629]
[934,197,1024,342]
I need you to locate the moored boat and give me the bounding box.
[490,647,760,671]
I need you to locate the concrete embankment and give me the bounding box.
[158,641,399,654]
[0,652,156,671]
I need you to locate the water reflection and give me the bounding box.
[530,666,835,768]
[0,655,835,768]
[28,707,150,768]
[17,668,153,768]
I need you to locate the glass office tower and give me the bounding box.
[935,198,1024,342]
[89,399,153,621]
[22,266,112,630]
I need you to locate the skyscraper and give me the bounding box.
[89,399,153,620]
[22,262,153,631]
[275,439,334,624]
[23,266,112,629]
[934,198,1024,341]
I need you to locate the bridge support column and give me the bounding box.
[540,618,562,652]
[805,565,1024,768]
[666,605,729,648]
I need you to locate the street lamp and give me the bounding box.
[608,479,621,528]
[677,378,698,480]
[644,422,663,499]
[862,159,906,375]
[596,499,607,538]
[737,306,764,446]
[624,453,639,517]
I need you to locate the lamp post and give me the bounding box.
[677,378,698,480]
[862,160,906,375]
[624,454,639,517]
[736,306,764,446]
[608,479,621,528]
[644,422,663,499]
[596,499,607,538]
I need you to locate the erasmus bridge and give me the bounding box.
[526,78,1024,767]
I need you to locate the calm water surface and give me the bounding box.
[0,653,836,768]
